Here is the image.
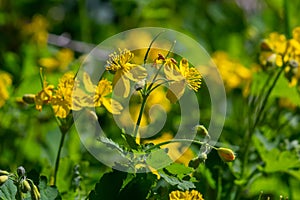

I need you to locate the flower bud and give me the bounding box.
[0,175,8,185]
[30,183,40,200]
[17,166,26,177]
[22,94,36,104]
[28,179,40,200]
[217,147,235,162]
[134,79,146,91]
[194,125,209,137]
[0,170,9,176]
[21,179,31,193]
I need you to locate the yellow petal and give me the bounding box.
[166,80,185,103]
[83,72,96,93]
[124,64,147,81]
[113,71,131,98]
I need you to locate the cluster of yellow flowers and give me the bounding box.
[212,51,252,92]
[24,71,122,118]
[169,190,204,200]
[0,71,12,108]
[260,27,300,87]
[106,49,202,103]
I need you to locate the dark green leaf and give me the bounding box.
[0,178,17,200]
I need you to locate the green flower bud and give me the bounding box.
[20,179,31,193]
[22,94,36,104]
[194,125,209,138]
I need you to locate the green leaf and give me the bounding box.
[98,136,124,154]
[0,178,17,200]
[159,172,195,191]
[146,149,173,169]
[253,135,300,173]
[118,173,156,199]
[88,169,127,200]
[38,176,61,200]
[165,163,193,176]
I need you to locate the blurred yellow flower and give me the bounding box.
[212,51,252,92]
[144,133,195,166]
[169,190,204,200]
[39,48,74,71]
[23,14,49,46]
[0,71,12,108]
[106,49,147,98]
[260,32,287,67]
[164,58,201,103]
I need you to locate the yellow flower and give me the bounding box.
[106,49,147,98]
[217,147,236,162]
[260,32,288,67]
[212,51,252,92]
[39,48,74,71]
[51,72,76,118]
[169,190,204,200]
[35,80,55,111]
[144,133,195,166]
[0,71,12,108]
[94,79,123,114]
[23,14,49,46]
[164,58,202,103]
[73,72,123,114]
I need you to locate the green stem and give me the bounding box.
[53,130,67,185]
[133,93,148,138]
[145,138,214,153]
[236,67,285,200]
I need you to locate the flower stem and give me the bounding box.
[53,130,67,185]
[133,93,148,138]
[145,138,213,152]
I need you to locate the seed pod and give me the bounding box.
[217,147,235,162]
[0,175,8,185]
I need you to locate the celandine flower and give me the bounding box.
[35,80,54,111]
[106,49,147,98]
[169,190,204,200]
[164,57,201,103]
[51,72,76,118]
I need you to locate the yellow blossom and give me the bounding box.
[106,49,147,98]
[73,72,123,114]
[212,51,252,92]
[35,80,55,111]
[39,48,74,71]
[23,14,49,46]
[0,71,12,108]
[51,72,76,118]
[164,58,202,103]
[169,190,204,200]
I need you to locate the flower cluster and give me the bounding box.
[211,51,252,92]
[23,71,122,118]
[169,190,204,200]
[260,27,300,87]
